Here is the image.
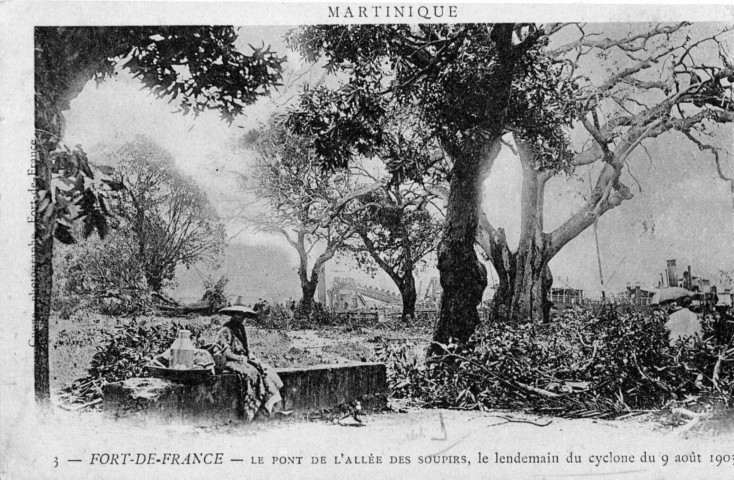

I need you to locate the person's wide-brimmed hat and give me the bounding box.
[651,287,694,305]
[219,296,257,317]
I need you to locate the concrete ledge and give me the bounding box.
[103,376,244,424]
[278,362,387,411]
[103,362,387,423]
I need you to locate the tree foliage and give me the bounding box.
[54,230,150,315]
[35,26,284,246]
[34,26,284,401]
[284,24,574,343]
[285,24,570,175]
[110,136,225,292]
[343,179,443,320]
[346,186,440,277]
[239,119,375,315]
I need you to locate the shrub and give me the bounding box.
[63,319,212,404]
[201,275,230,313]
[251,300,341,329]
[253,300,295,329]
[375,340,426,398]
[307,302,340,326]
[53,231,151,316]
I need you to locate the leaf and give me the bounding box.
[54,223,76,245]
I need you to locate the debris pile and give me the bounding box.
[60,319,209,409]
[380,309,733,419]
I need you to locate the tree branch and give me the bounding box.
[551,23,688,56]
[321,178,388,228]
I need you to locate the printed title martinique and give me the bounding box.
[328,5,458,19]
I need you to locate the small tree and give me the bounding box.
[34,26,283,401]
[111,136,225,292]
[240,121,384,317]
[344,180,442,321]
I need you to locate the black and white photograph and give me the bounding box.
[1,2,734,479]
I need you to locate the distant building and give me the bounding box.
[327,277,401,311]
[550,287,584,305]
[623,283,656,306]
[549,276,584,305]
[718,270,734,293]
[667,259,679,288]
[316,263,327,304]
[660,260,715,294]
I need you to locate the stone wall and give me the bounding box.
[103,362,387,424]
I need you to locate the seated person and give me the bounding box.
[664,297,702,346]
[217,297,283,420]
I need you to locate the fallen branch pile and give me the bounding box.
[379,309,733,419]
[60,319,211,408]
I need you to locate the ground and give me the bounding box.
[37,311,734,480]
[49,312,430,393]
[4,403,734,480]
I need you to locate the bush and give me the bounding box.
[252,300,341,329]
[201,275,230,313]
[379,309,733,418]
[53,231,151,316]
[308,302,340,326]
[63,319,212,404]
[252,300,295,329]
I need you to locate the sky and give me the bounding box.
[63,24,734,298]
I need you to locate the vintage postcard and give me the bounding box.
[1,1,734,479]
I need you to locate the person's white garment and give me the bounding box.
[665,308,701,345]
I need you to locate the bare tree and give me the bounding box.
[478,23,734,323]
[239,121,384,317]
[112,136,225,292]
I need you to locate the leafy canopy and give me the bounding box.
[345,185,442,281]
[35,26,285,244]
[285,24,577,177]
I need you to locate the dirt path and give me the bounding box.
[5,406,733,480]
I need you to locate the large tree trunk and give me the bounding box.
[145,272,164,293]
[430,25,522,349]
[432,144,497,348]
[476,140,555,325]
[294,232,316,318]
[34,143,53,405]
[298,277,318,318]
[34,45,105,402]
[510,239,550,323]
[484,240,553,325]
[509,142,552,324]
[482,226,515,321]
[398,274,417,322]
